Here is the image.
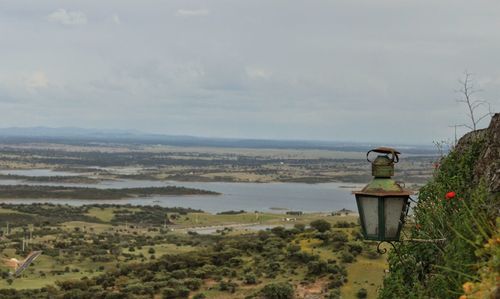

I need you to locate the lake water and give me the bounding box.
[0,169,360,213]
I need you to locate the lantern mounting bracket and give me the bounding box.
[376,238,447,265]
[376,240,397,255]
[377,240,405,265]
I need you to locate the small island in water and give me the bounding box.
[0,185,220,200]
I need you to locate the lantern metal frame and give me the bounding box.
[353,147,412,243]
[352,148,448,261]
[354,193,411,242]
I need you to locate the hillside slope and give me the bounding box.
[379,114,499,299]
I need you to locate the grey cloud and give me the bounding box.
[111,14,121,24]
[175,9,210,17]
[0,0,498,143]
[47,9,87,25]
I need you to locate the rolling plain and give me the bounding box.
[0,138,434,298]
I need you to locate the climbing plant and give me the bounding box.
[379,136,498,298]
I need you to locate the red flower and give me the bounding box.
[445,191,456,200]
[415,224,422,230]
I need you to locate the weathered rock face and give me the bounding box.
[456,113,500,193]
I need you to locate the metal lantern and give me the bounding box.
[354,147,411,241]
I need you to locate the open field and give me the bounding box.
[0,140,424,298]
[0,204,387,298]
[0,140,435,186]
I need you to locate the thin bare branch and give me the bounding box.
[457,123,473,130]
[455,71,493,131]
[476,114,492,124]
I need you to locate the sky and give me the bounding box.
[0,0,499,144]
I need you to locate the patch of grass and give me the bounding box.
[175,212,284,227]
[341,255,386,299]
[123,243,197,258]
[0,207,25,214]
[61,221,113,233]
[86,207,116,222]
[0,272,88,290]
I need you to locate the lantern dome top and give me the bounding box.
[354,147,413,196]
[355,178,412,197]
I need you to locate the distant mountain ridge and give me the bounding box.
[0,126,436,154]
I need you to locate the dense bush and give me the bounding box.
[332,221,356,228]
[244,273,258,284]
[310,219,331,233]
[261,282,294,299]
[340,251,354,263]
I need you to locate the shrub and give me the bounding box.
[356,288,367,298]
[244,273,258,284]
[219,280,237,293]
[340,251,354,263]
[330,231,348,243]
[310,219,331,233]
[347,242,363,256]
[307,260,328,275]
[293,223,305,232]
[261,282,294,299]
[326,289,341,298]
[171,269,188,279]
[162,287,189,299]
[184,278,202,291]
[333,221,353,228]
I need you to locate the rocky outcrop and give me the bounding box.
[456,113,500,193]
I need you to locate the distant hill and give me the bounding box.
[0,126,437,154]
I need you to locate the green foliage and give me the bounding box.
[333,221,356,228]
[310,219,331,233]
[379,137,497,298]
[219,280,238,293]
[340,251,354,263]
[261,282,294,299]
[244,273,258,284]
[347,242,363,256]
[330,231,348,243]
[326,289,341,299]
[162,286,189,299]
[307,260,329,275]
[356,288,368,298]
[293,223,305,232]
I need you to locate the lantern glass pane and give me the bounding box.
[384,197,405,239]
[358,196,379,236]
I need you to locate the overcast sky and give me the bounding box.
[0,1,499,144]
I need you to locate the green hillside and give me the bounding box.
[379,115,499,299]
